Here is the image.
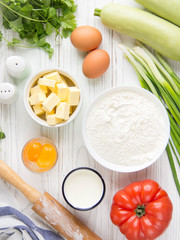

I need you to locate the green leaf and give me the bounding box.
[38,0,51,7]
[35,22,46,35]
[50,0,63,9]
[10,17,24,32]
[20,3,33,18]
[61,0,73,8]
[38,40,54,58]
[7,38,22,46]
[36,37,46,47]
[46,22,53,35]
[42,44,54,58]
[47,7,56,19]
[0,130,5,140]
[0,31,2,42]
[62,28,72,38]
[9,2,22,14]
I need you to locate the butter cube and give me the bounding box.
[43,71,63,83]
[56,83,69,101]
[33,105,45,116]
[29,93,46,105]
[67,87,80,106]
[47,114,61,126]
[56,102,70,120]
[46,109,55,119]
[30,85,48,96]
[42,93,60,112]
[42,105,47,112]
[39,78,56,88]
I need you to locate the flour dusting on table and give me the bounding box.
[86,90,166,166]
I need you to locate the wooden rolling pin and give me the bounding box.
[0,160,102,240]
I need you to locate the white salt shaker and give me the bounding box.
[0,83,18,104]
[6,56,30,79]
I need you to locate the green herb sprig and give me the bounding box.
[0,129,5,140]
[0,0,77,58]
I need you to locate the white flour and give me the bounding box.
[86,89,166,166]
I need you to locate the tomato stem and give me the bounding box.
[135,205,146,218]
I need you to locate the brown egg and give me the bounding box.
[82,49,110,79]
[70,26,102,52]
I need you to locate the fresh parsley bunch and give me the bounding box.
[0,0,77,58]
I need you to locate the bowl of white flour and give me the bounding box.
[83,86,170,172]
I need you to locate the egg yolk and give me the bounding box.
[27,142,42,162]
[36,144,57,169]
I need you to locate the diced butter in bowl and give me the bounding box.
[24,68,82,127]
[83,86,170,172]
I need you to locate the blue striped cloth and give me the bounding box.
[0,205,64,240]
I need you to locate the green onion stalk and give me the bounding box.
[118,43,180,195]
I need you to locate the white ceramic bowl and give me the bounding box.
[24,68,82,128]
[83,86,170,172]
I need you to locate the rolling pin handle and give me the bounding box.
[0,160,41,203]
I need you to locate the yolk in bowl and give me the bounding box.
[27,142,42,162]
[36,144,57,168]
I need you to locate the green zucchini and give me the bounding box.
[135,0,180,27]
[94,4,180,61]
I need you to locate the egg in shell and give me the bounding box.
[82,49,110,79]
[71,26,102,52]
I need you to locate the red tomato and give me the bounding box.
[110,180,173,240]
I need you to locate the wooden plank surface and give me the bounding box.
[0,0,179,239]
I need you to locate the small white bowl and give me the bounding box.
[83,86,170,172]
[24,68,82,128]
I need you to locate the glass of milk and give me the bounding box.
[62,167,106,211]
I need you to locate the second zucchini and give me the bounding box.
[135,0,180,27]
[94,4,180,61]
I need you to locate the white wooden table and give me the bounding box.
[0,0,179,239]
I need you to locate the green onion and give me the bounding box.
[118,43,180,195]
[119,45,159,98]
[133,46,180,107]
[166,143,180,196]
[155,52,180,88]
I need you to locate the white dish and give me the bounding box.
[24,68,82,128]
[82,86,170,172]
